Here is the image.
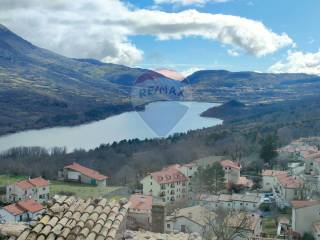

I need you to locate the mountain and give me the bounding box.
[154,68,184,81]
[2,23,320,136]
[184,70,320,103]
[0,24,174,136]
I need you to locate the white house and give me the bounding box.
[221,160,253,189]
[0,199,44,222]
[165,205,262,239]
[291,200,320,236]
[6,177,50,204]
[273,173,305,208]
[166,205,209,235]
[141,164,188,204]
[197,193,261,212]
[63,162,108,186]
[127,194,153,231]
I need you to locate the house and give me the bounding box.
[63,162,108,186]
[165,205,210,235]
[262,170,287,192]
[273,173,305,208]
[221,160,241,184]
[165,205,262,239]
[197,193,261,212]
[140,165,188,204]
[291,200,320,236]
[127,194,152,230]
[0,199,44,222]
[220,160,253,188]
[6,177,50,203]
[6,195,130,240]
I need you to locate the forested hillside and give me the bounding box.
[1,95,320,187]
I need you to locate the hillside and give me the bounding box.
[2,23,320,136]
[0,24,171,135]
[184,70,320,103]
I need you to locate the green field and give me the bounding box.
[50,181,119,199]
[0,176,120,199]
[262,217,277,235]
[0,175,26,186]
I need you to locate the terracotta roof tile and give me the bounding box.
[14,196,129,240]
[150,165,187,184]
[129,194,152,212]
[64,163,108,181]
[276,174,304,189]
[3,199,44,216]
[292,200,320,209]
[262,170,287,177]
[220,160,241,170]
[17,199,44,213]
[14,177,49,190]
[4,203,24,216]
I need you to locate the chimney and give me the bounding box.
[151,200,166,233]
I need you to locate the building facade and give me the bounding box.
[292,200,320,236]
[273,173,305,208]
[197,193,261,212]
[127,194,152,231]
[63,162,108,186]
[0,199,44,222]
[141,165,188,204]
[6,177,50,204]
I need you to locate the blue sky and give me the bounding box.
[129,0,320,73]
[1,0,319,76]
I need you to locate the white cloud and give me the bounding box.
[227,49,240,56]
[0,0,294,65]
[154,0,229,6]
[269,50,320,75]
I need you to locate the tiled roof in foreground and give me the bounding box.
[14,195,130,240]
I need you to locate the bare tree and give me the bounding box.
[203,208,253,240]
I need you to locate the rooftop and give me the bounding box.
[3,199,44,216]
[13,195,130,240]
[128,194,152,212]
[292,200,320,209]
[262,170,287,177]
[276,173,304,189]
[167,205,213,226]
[64,162,108,181]
[199,193,260,203]
[150,165,187,184]
[220,160,241,170]
[14,177,49,190]
[124,230,201,240]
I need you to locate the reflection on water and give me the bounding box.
[0,101,222,152]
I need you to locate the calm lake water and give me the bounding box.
[0,101,222,153]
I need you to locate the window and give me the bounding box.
[181,225,186,232]
[43,187,46,191]
[167,224,171,228]
[150,182,152,185]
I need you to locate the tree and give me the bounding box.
[203,208,252,240]
[192,162,225,197]
[260,134,278,166]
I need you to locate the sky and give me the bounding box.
[0,0,319,76]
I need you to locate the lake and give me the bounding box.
[0,101,222,152]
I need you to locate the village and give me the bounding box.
[1,138,320,240]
